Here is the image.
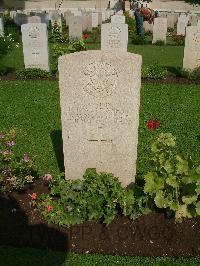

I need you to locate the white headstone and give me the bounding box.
[152,18,167,44]
[21,23,49,71]
[143,21,153,33]
[177,15,189,35]
[92,12,98,28]
[69,16,82,39]
[167,14,178,29]
[27,16,41,23]
[183,26,200,70]
[58,50,142,187]
[101,23,128,52]
[111,15,125,24]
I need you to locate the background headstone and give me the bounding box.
[92,12,98,28]
[101,23,128,51]
[152,18,167,44]
[183,26,200,70]
[69,15,82,39]
[111,15,125,24]
[58,50,142,187]
[21,23,49,71]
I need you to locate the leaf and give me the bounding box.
[163,160,174,174]
[176,155,189,175]
[195,202,200,215]
[154,191,168,208]
[144,172,164,195]
[175,204,192,222]
[182,195,198,204]
[166,175,178,188]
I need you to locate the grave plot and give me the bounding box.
[0,6,200,265]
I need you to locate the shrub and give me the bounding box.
[0,128,38,194]
[144,133,200,222]
[167,27,174,33]
[142,65,168,79]
[16,68,51,79]
[168,67,189,78]
[49,26,68,43]
[153,40,165,46]
[189,66,200,80]
[172,34,185,46]
[132,34,146,45]
[37,169,150,227]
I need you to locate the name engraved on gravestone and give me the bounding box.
[101,23,128,51]
[59,50,142,186]
[21,23,49,70]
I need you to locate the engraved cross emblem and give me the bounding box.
[88,126,112,166]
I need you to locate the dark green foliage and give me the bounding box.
[142,65,168,79]
[190,66,200,80]
[132,34,147,45]
[153,40,165,46]
[16,68,51,79]
[38,169,150,227]
[172,34,185,46]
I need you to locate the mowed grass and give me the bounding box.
[1,42,184,72]
[0,246,200,266]
[1,80,200,176]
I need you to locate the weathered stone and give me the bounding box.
[69,15,82,39]
[152,18,167,44]
[143,21,153,33]
[92,12,98,28]
[101,23,128,51]
[167,13,178,29]
[111,14,125,24]
[27,16,41,23]
[177,14,189,35]
[21,23,49,71]
[183,26,200,70]
[58,50,142,187]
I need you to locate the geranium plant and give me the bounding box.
[144,133,200,222]
[0,128,38,194]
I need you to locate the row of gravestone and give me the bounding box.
[8,9,115,28]
[20,13,128,71]
[142,13,200,36]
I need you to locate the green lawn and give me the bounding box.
[1,41,184,73]
[0,246,200,266]
[1,81,200,177]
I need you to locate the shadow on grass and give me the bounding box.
[51,130,65,173]
[0,193,68,264]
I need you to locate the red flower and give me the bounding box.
[147,120,160,130]
[47,205,53,212]
[83,34,89,39]
[30,193,37,200]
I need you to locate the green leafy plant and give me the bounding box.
[172,34,185,46]
[49,25,68,43]
[37,169,150,227]
[0,128,38,194]
[189,66,200,81]
[52,40,86,73]
[132,34,146,45]
[144,133,200,222]
[16,68,51,79]
[153,40,165,46]
[142,65,168,79]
